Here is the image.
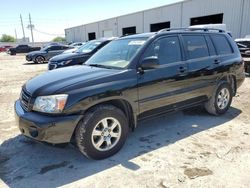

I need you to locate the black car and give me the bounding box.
[48,39,112,70]
[8,45,41,55]
[26,45,74,64]
[15,28,245,159]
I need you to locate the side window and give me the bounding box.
[211,35,233,55]
[183,35,209,59]
[205,36,216,56]
[61,46,69,50]
[50,46,61,51]
[143,36,182,65]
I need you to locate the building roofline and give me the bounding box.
[65,0,189,30]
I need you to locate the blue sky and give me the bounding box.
[0,0,182,42]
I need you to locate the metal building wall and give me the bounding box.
[98,18,118,38]
[182,0,243,38]
[65,0,250,42]
[143,3,182,32]
[117,12,144,36]
[85,23,99,41]
[241,0,250,38]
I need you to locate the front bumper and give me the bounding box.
[26,55,32,61]
[15,100,83,144]
[48,63,57,70]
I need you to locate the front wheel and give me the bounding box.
[35,56,45,64]
[75,105,129,160]
[205,83,233,115]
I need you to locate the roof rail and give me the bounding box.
[157,27,226,34]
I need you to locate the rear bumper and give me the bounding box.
[244,58,250,74]
[15,100,83,144]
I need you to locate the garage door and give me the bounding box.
[103,30,113,38]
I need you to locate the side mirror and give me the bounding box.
[140,56,159,70]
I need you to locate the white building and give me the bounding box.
[65,0,250,42]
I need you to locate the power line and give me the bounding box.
[33,28,64,36]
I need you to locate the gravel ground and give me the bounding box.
[0,53,250,188]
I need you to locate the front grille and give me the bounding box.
[20,88,31,111]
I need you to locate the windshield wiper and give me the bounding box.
[88,64,113,69]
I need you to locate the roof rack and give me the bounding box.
[157,27,226,34]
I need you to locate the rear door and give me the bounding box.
[181,34,218,99]
[138,35,191,117]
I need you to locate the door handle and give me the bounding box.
[214,59,221,64]
[178,66,187,73]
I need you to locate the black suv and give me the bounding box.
[15,28,245,159]
[48,38,113,70]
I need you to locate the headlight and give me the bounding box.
[58,60,72,66]
[33,94,68,113]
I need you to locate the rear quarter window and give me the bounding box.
[211,35,233,55]
[183,35,209,59]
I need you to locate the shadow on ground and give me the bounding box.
[0,106,241,187]
[22,62,47,65]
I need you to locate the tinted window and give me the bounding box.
[183,35,209,59]
[211,35,233,55]
[143,36,182,65]
[50,46,62,51]
[205,36,216,56]
[61,46,69,50]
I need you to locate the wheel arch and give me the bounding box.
[70,99,136,143]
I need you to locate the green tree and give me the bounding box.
[0,34,16,42]
[52,36,66,42]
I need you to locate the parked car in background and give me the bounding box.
[62,42,86,54]
[26,45,74,64]
[42,42,61,48]
[48,38,113,70]
[7,45,41,55]
[235,37,250,57]
[235,37,250,48]
[15,28,245,159]
[236,43,250,57]
[70,42,85,47]
[0,45,13,52]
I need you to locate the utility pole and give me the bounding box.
[28,13,34,43]
[20,14,26,42]
[14,29,17,40]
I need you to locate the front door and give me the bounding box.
[137,35,190,118]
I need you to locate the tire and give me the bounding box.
[75,105,129,160]
[205,83,233,115]
[35,56,45,64]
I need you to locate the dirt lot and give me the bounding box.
[0,53,250,188]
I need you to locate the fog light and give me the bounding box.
[29,126,38,138]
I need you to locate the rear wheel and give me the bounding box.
[75,105,129,160]
[205,83,233,115]
[35,56,45,64]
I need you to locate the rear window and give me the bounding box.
[211,35,233,55]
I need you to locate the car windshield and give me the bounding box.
[76,41,102,53]
[41,46,51,51]
[86,38,147,69]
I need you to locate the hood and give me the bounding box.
[24,65,122,96]
[27,50,46,56]
[63,48,77,54]
[50,51,91,62]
